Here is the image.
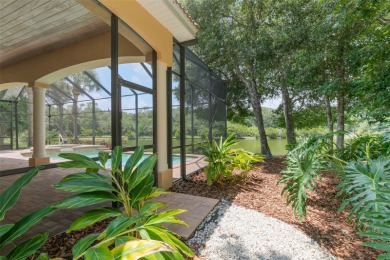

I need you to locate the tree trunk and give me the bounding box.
[27,87,33,147]
[336,90,344,149]
[325,95,333,150]
[336,53,345,150]
[249,79,273,158]
[72,89,80,142]
[281,83,296,144]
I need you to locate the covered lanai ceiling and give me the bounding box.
[0,0,109,67]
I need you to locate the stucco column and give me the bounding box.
[29,85,50,166]
[156,61,172,189]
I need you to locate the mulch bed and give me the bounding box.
[31,157,379,259]
[170,157,380,260]
[33,219,112,259]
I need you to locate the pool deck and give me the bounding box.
[0,166,218,254]
[0,149,207,179]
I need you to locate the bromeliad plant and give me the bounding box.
[0,167,55,260]
[52,146,194,260]
[202,134,263,185]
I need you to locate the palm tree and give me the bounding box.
[55,71,99,143]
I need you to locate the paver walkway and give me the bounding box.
[0,166,218,253]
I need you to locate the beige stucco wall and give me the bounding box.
[98,0,173,66]
[0,32,144,87]
[0,1,174,88]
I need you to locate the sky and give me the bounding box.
[262,97,281,109]
[82,64,281,112]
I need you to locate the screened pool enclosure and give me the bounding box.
[0,46,226,179]
[0,0,226,187]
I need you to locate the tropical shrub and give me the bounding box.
[337,156,390,259]
[203,134,263,185]
[360,210,390,260]
[278,127,390,258]
[339,135,390,162]
[0,167,54,260]
[53,146,194,260]
[277,136,329,219]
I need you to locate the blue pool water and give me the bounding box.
[51,152,185,166]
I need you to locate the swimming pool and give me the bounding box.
[50,152,186,166]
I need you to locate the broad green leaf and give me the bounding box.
[115,236,137,247]
[0,224,14,237]
[111,239,173,260]
[53,191,117,209]
[141,251,181,260]
[0,166,42,221]
[131,174,154,207]
[165,232,194,257]
[139,202,166,217]
[105,216,142,239]
[54,179,114,193]
[85,246,114,260]
[6,233,48,260]
[111,146,123,174]
[57,161,104,170]
[72,233,100,259]
[139,227,185,260]
[363,242,390,251]
[0,207,55,248]
[57,153,103,170]
[60,172,110,183]
[159,251,185,260]
[145,188,168,200]
[145,209,188,227]
[68,207,122,232]
[99,151,110,166]
[124,146,144,182]
[128,154,157,190]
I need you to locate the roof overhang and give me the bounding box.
[136,0,199,43]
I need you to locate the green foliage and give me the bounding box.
[272,104,336,130]
[277,136,329,219]
[53,146,194,260]
[279,128,390,258]
[336,155,390,259]
[0,168,54,259]
[339,135,390,162]
[337,157,390,226]
[360,210,390,260]
[228,120,326,140]
[203,135,263,185]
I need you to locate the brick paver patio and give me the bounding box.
[0,165,218,253]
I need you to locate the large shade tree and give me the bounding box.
[185,0,275,157]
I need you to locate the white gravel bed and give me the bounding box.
[187,201,335,260]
